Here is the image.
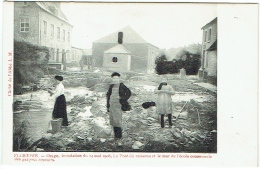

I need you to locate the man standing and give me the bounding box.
[106,72,131,146]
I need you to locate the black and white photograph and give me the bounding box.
[1,1,258,168]
[12,2,218,153]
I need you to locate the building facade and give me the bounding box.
[14,2,73,70]
[82,49,94,69]
[71,46,83,64]
[92,26,159,74]
[103,44,131,71]
[201,17,217,78]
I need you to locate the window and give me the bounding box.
[20,18,30,32]
[23,2,28,6]
[57,27,60,39]
[43,21,47,35]
[204,30,207,43]
[51,24,54,38]
[63,29,65,41]
[68,32,70,42]
[112,57,118,63]
[208,28,211,42]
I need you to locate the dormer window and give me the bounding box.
[49,6,59,16]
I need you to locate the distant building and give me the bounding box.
[14,2,73,70]
[201,17,217,84]
[92,26,159,73]
[82,49,92,58]
[82,49,94,69]
[103,44,131,71]
[71,46,83,64]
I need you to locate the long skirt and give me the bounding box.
[52,94,68,126]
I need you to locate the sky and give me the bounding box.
[60,3,217,50]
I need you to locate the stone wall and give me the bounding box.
[205,50,217,77]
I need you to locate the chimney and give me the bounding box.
[118,32,123,44]
[49,6,59,16]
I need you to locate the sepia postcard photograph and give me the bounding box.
[1,1,259,168]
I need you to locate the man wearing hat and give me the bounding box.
[48,75,68,126]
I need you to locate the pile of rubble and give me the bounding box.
[25,72,217,152]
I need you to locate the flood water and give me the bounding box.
[13,87,91,143]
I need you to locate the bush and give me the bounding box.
[14,40,49,62]
[14,40,49,94]
[181,54,201,75]
[13,121,30,151]
[155,52,201,75]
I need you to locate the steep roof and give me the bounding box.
[72,46,83,50]
[36,2,72,26]
[206,40,217,51]
[93,25,148,44]
[104,44,131,54]
[201,17,217,30]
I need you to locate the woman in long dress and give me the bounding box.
[155,77,175,128]
[48,75,68,126]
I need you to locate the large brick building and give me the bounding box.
[201,17,217,83]
[92,26,159,73]
[14,2,73,70]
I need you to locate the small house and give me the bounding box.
[201,17,217,85]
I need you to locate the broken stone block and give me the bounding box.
[100,138,106,143]
[93,117,112,138]
[87,137,93,142]
[36,148,45,152]
[86,77,100,88]
[132,141,144,149]
[127,122,136,129]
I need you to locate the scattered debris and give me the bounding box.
[14,70,217,152]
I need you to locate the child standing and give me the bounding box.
[155,77,175,128]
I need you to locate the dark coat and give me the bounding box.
[106,83,131,111]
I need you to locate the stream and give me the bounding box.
[13,87,92,143]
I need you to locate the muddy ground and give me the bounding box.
[13,68,217,153]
